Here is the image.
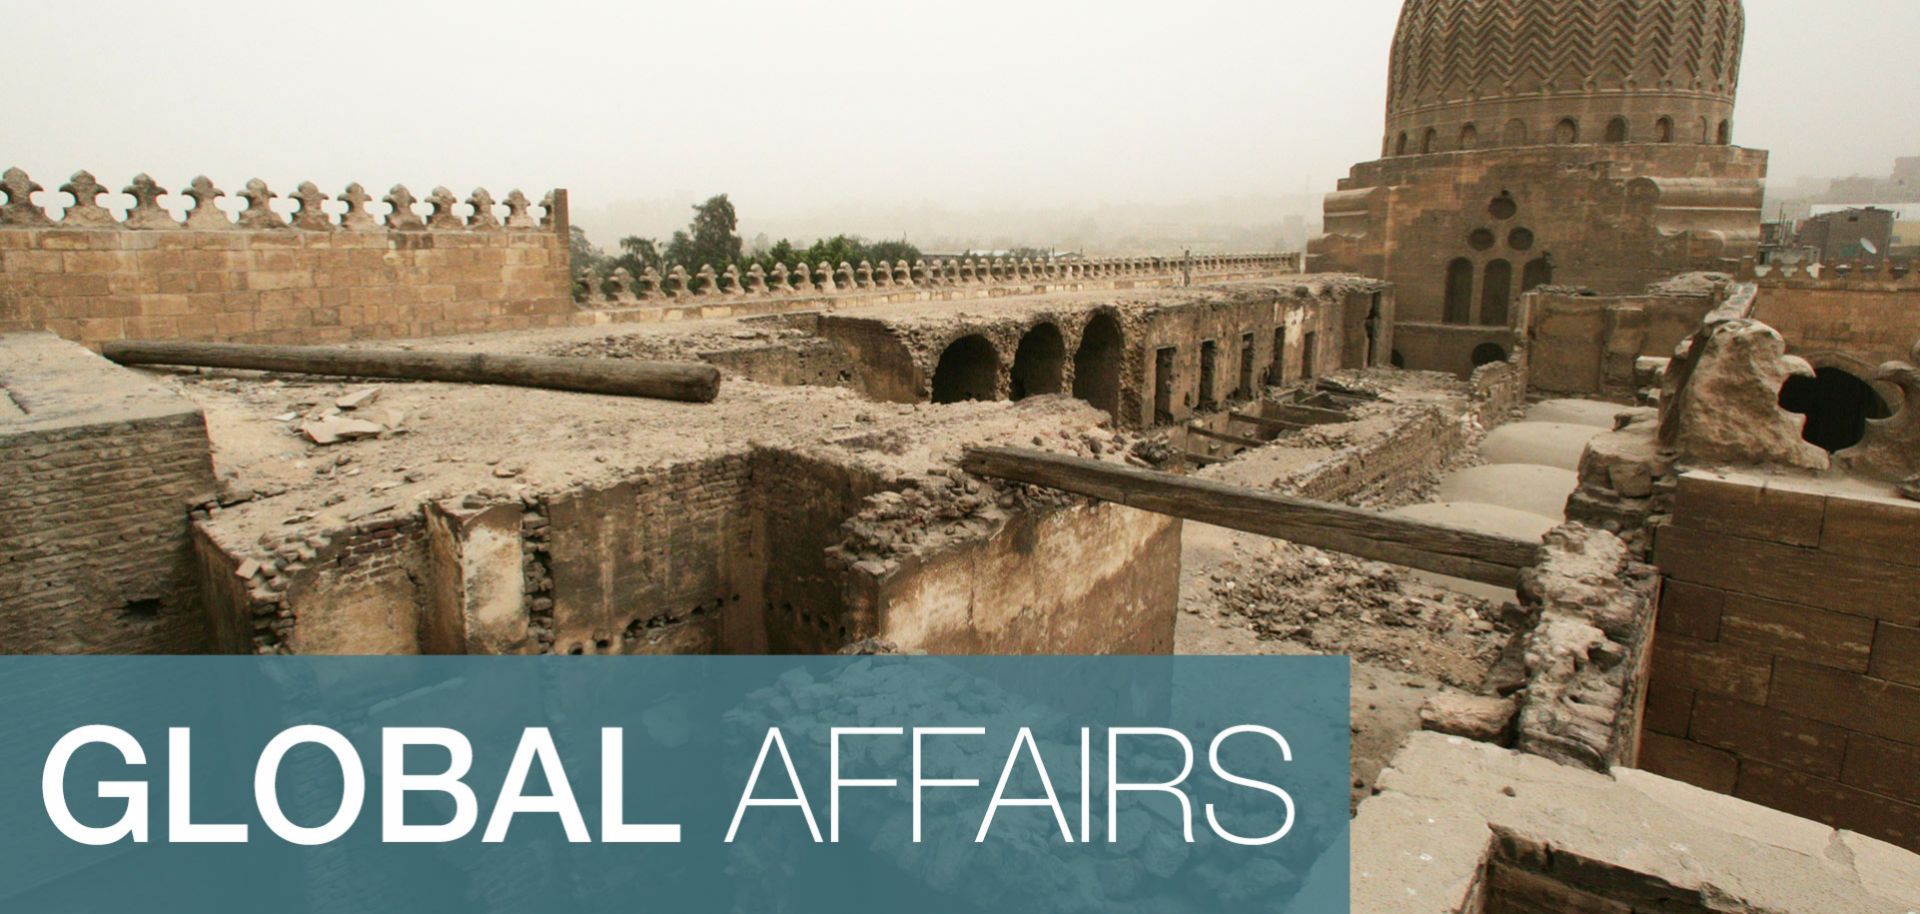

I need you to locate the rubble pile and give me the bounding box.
[1202,540,1508,688]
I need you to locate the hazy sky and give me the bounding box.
[5,0,1916,239]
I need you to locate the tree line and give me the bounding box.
[570,194,936,282]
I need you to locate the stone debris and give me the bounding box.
[299,415,385,445]
[335,387,381,410]
[1418,691,1517,741]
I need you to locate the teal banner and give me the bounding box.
[1,656,1349,912]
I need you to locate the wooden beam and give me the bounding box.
[1187,425,1267,449]
[960,446,1539,588]
[1229,411,1306,433]
[101,340,721,403]
[1276,403,1352,425]
[1181,450,1228,466]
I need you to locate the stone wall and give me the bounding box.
[1747,261,1920,370]
[846,502,1181,655]
[0,333,216,652]
[1527,285,1721,398]
[0,168,574,346]
[1641,470,1920,851]
[1313,144,1766,373]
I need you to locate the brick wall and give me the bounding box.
[1640,470,1920,851]
[0,333,217,652]
[1528,288,1719,398]
[0,170,574,346]
[1750,279,1920,370]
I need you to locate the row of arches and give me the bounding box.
[1443,257,1552,326]
[1393,115,1732,156]
[928,314,1125,417]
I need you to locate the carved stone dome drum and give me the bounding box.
[1382,0,1745,155]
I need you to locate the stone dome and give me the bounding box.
[1381,0,1745,156]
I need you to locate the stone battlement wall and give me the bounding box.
[0,168,574,347]
[1743,258,1920,370]
[1642,471,1920,852]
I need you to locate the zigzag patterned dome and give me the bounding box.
[1382,0,1746,154]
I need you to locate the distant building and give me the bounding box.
[1798,207,1897,262]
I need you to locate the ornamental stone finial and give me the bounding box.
[0,167,50,225]
[59,171,115,226]
[337,183,376,230]
[123,174,178,229]
[237,179,287,229]
[290,182,332,230]
[183,176,230,229]
[383,184,424,230]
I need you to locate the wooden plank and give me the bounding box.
[959,446,1539,588]
[1276,403,1352,425]
[1181,450,1228,466]
[101,340,722,403]
[1187,425,1267,449]
[1228,411,1305,433]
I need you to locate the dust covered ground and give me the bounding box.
[1172,371,1516,808]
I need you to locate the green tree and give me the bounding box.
[568,225,606,278]
[611,235,664,278]
[865,239,922,266]
[664,194,743,270]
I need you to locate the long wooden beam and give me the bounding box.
[960,446,1539,588]
[1275,403,1352,425]
[1229,411,1306,433]
[102,340,722,403]
[1187,425,1268,449]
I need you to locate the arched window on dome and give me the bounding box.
[1395,132,1408,156]
[1481,260,1513,326]
[1554,118,1579,144]
[1523,257,1553,293]
[1422,128,1438,154]
[1698,117,1712,143]
[1717,120,1732,145]
[1655,117,1675,143]
[1503,119,1528,146]
[1444,258,1474,325]
[1604,117,1629,143]
[1459,123,1479,149]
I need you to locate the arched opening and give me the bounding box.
[1554,118,1579,144]
[1472,343,1509,367]
[1522,256,1554,292]
[1198,340,1220,410]
[1071,313,1123,416]
[1503,119,1528,146]
[1422,128,1438,154]
[1395,132,1408,156]
[1009,323,1066,400]
[1698,117,1712,143]
[1390,350,1406,369]
[1655,117,1675,143]
[929,334,1000,403]
[1777,366,1892,453]
[1444,258,1474,325]
[1459,123,1479,149]
[1604,117,1629,143]
[1716,120,1732,145]
[1236,332,1257,399]
[1481,259,1513,326]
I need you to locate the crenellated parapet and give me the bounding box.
[1741,255,1920,289]
[0,167,566,234]
[0,167,575,347]
[571,252,1302,306]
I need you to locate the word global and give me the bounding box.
[43,724,1300,847]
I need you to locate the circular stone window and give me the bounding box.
[1509,227,1535,251]
[1469,228,1497,251]
[1489,196,1518,220]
